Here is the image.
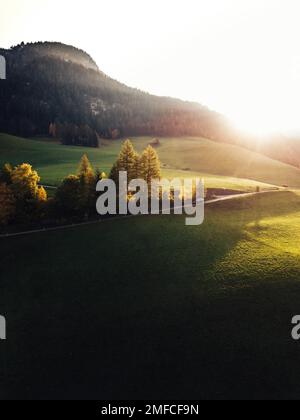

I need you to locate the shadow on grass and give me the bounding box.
[1,191,300,399]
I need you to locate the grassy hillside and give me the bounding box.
[1,133,299,189]
[152,136,300,187]
[1,191,300,399]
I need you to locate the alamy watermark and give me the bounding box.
[0,315,6,340]
[292,316,300,341]
[0,55,6,80]
[96,172,205,226]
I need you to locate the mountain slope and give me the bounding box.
[0,42,238,145]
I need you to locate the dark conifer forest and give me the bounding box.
[0,42,237,146]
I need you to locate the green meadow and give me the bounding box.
[1,132,300,399]
[1,191,300,399]
[2,133,300,190]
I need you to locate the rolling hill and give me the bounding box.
[1,132,300,188]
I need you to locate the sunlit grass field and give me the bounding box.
[1,133,299,190]
[1,191,300,399]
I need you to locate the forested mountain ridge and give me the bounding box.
[0,41,236,146]
[0,42,99,71]
[1,41,300,169]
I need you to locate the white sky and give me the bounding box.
[1,0,300,135]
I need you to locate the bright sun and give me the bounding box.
[2,0,300,136]
[219,76,300,137]
[228,107,283,137]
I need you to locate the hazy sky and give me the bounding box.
[1,0,300,135]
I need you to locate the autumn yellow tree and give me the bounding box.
[78,154,95,184]
[11,163,40,200]
[95,169,107,183]
[8,163,48,222]
[77,154,96,215]
[36,186,48,202]
[132,151,141,179]
[0,162,48,225]
[111,140,137,183]
[140,145,161,185]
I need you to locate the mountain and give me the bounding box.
[0,41,300,168]
[0,41,238,146]
[1,42,99,72]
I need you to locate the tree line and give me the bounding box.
[0,140,161,228]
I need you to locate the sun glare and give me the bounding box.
[228,107,285,137]
[2,0,300,135]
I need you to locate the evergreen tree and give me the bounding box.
[95,168,102,184]
[109,163,119,184]
[140,145,161,185]
[55,175,82,218]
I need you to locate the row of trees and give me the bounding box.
[0,141,161,226]
[55,141,161,219]
[49,123,99,147]
[0,156,104,225]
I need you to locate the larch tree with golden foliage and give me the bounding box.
[77,154,95,215]
[78,154,95,184]
[111,140,137,183]
[140,145,161,185]
[36,186,48,202]
[0,163,47,224]
[10,163,40,200]
[132,151,141,180]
